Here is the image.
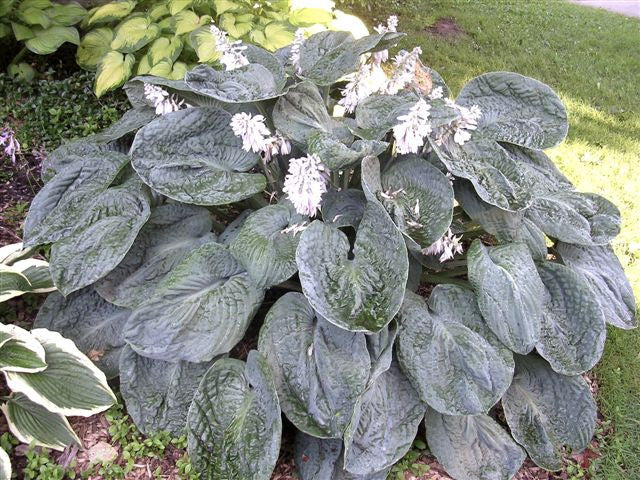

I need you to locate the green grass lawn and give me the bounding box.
[355,1,640,477]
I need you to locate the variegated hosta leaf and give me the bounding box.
[0,259,55,302]
[296,202,408,333]
[396,288,513,415]
[321,189,366,229]
[0,446,10,479]
[1,393,80,451]
[96,203,215,308]
[258,292,370,438]
[556,242,636,329]
[119,345,215,436]
[306,130,388,170]
[33,289,128,379]
[23,151,130,247]
[273,81,351,146]
[4,329,116,417]
[294,433,390,480]
[535,262,606,375]
[185,45,287,103]
[525,191,621,246]
[49,180,151,296]
[456,72,568,149]
[502,355,597,471]
[230,204,306,288]
[124,242,264,362]
[187,351,281,480]
[0,323,46,373]
[130,107,266,206]
[343,360,425,475]
[425,408,526,480]
[467,240,545,354]
[298,30,403,86]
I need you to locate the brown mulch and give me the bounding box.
[425,17,466,39]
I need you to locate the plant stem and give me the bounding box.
[10,47,27,67]
[274,280,302,292]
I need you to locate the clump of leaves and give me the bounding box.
[25,19,636,480]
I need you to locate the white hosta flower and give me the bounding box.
[338,63,387,113]
[262,132,292,162]
[429,86,444,100]
[373,15,399,64]
[230,113,271,153]
[392,98,432,154]
[210,24,249,70]
[0,127,20,164]
[453,104,482,145]
[290,29,305,74]
[283,154,329,216]
[423,229,464,262]
[281,221,308,236]
[384,46,422,95]
[143,84,189,115]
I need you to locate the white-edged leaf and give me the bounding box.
[0,323,46,373]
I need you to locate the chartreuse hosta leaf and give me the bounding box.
[456,72,568,149]
[556,242,637,329]
[187,351,281,480]
[96,203,215,308]
[0,446,10,479]
[124,242,264,362]
[110,16,160,53]
[130,107,266,205]
[294,433,390,480]
[397,288,513,415]
[34,288,128,379]
[362,155,454,250]
[119,346,216,436]
[76,28,114,70]
[425,408,526,480]
[25,26,80,55]
[296,201,408,333]
[535,262,606,375]
[0,324,46,373]
[49,180,151,295]
[4,329,116,417]
[258,293,370,438]
[467,240,545,354]
[95,51,136,97]
[23,150,130,247]
[525,191,621,246]
[502,355,597,471]
[1,393,80,451]
[343,360,425,475]
[230,204,307,288]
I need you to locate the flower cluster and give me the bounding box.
[282,154,329,216]
[290,29,305,74]
[384,47,422,95]
[373,15,398,64]
[210,24,249,70]
[143,84,190,115]
[230,113,291,162]
[423,229,464,262]
[393,99,432,154]
[0,127,20,164]
[338,63,387,113]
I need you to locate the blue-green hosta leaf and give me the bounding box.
[294,433,390,480]
[343,360,425,475]
[218,210,252,246]
[525,191,621,246]
[502,354,597,471]
[321,189,366,229]
[33,289,128,379]
[1,393,80,451]
[457,72,568,149]
[119,345,215,436]
[124,242,264,362]
[0,446,10,479]
[230,204,307,288]
[187,351,281,480]
[535,262,606,375]
[49,181,151,296]
[296,202,408,333]
[306,130,387,170]
[352,92,417,141]
[0,324,46,373]
[258,292,370,438]
[556,242,636,329]
[273,81,351,147]
[365,321,398,383]
[4,329,116,417]
[96,203,215,308]
[397,288,513,415]
[425,409,526,480]
[298,30,403,86]
[23,151,130,247]
[130,107,266,205]
[467,240,545,354]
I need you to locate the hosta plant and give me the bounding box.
[0,323,116,478]
[24,17,636,480]
[0,243,54,302]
